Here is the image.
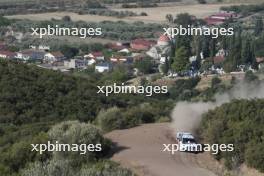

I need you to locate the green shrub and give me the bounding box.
[21,159,74,176]
[245,142,264,172]
[79,160,134,176]
[97,107,125,132]
[48,121,111,164]
[199,99,264,172]
[169,77,201,100]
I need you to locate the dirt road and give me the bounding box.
[105,123,216,176]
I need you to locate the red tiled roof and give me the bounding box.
[212,12,236,18]
[158,35,170,42]
[107,43,126,50]
[204,17,225,25]
[0,50,15,57]
[204,12,238,25]
[131,39,156,47]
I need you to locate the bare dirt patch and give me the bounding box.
[105,123,217,176]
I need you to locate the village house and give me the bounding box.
[204,11,238,25]
[107,43,126,51]
[44,51,65,64]
[95,62,113,73]
[110,55,128,63]
[16,49,46,61]
[118,48,130,54]
[84,52,104,61]
[130,39,156,51]
[147,35,171,64]
[0,50,16,59]
[86,58,96,65]
[64,59,87,69]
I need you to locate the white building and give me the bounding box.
[16,52,30,61]
[95,63,112,73]
[64,59,87,69]
[16,49,45,61]
[84,52,104,61]
[44,51,65,64]
[118,48,130,54]
[87,58,96,65]
[146,35,171,64]
[0,51,15,59]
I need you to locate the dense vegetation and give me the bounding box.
[0,0,149,16]
[199,98,264,172]
[0,58,232,175]
[77,9,146,18]
[163,13,264,74]
[0,60,104,124]
[0,60,173,175]
[10,19,163,41]
[19,121,134,176]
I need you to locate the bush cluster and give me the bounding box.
[199,99,264,172]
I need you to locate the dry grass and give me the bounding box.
[4,4,233,24]
[195,74,232,91]
[6,0,263,24]
[111,2,259,23]
[7,1,261,24]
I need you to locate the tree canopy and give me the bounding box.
[199,99,264,172]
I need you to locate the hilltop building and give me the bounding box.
[146,34,172,64]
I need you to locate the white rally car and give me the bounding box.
[176,132,202,153]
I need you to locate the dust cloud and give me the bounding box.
[171,81,264,133]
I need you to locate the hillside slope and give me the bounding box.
[199,99,264,173]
